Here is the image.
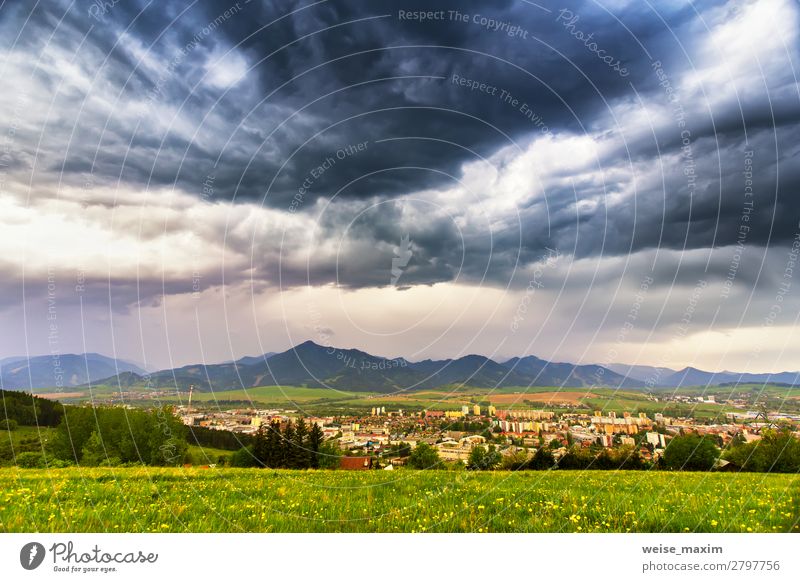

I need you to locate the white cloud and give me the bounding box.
[204,47,249,89]
[0,187,314,288]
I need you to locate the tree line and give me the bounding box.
[3,386,798,473]
[187,424,254,451]
[723,429,800,472]
[230,419,340,469]
[654,429,800,472]
[0,389,64,427]
[404,429,800,473]
[11,405,188,468]
[405,441,647,471]
[52,405,188,466]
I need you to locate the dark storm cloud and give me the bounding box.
[2,0,687,197]
[2,0,799,295]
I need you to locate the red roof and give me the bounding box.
[340,456,372,470]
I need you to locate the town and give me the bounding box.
[176,397,800,470]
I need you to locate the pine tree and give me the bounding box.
[281,421,295,469]
[264,420,282,468]
[252,426,268,467]
[81,430,106,466]
[294,418,309,469]
[308,423,324,469]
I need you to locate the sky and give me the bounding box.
[0,0,799,373]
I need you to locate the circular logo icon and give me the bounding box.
[20,542,46,570]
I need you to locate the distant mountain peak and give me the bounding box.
[294,339,322,348]
[456,354,492,362]
[0,353,147,391]
[292,340,334,352]
[11,341,799,392]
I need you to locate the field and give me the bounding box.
[174,385,374,406]
[0,467,797,533]
[35,391,85,400]
[1,425,54,447]
[185,445,233,465]
[486,391,595,405]
[30,382,800,418]
[0,426,55,467]
[52,385,379,408]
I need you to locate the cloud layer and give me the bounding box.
[1,0,799,371]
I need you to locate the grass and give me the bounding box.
[32,382,800,416]
[340,386,739,418]
[182,385,374,404]
[185,445,233,466]
[65,384,379,409]
[0,467,797,533]
[0,425,54,447]
[2,426,234,466]
[0,426,55,467]
[657,383,800,396]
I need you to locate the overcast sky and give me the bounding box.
[1,0,799,372]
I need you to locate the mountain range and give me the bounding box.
[2,343,797,392]
[93,341,639,393]
[605,363,800,388]
[0,353,147,390]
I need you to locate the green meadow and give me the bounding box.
[0,467,797,533]
[29,382,798,418]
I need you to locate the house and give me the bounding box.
[435,435,487,462]
[340,456,373,470]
